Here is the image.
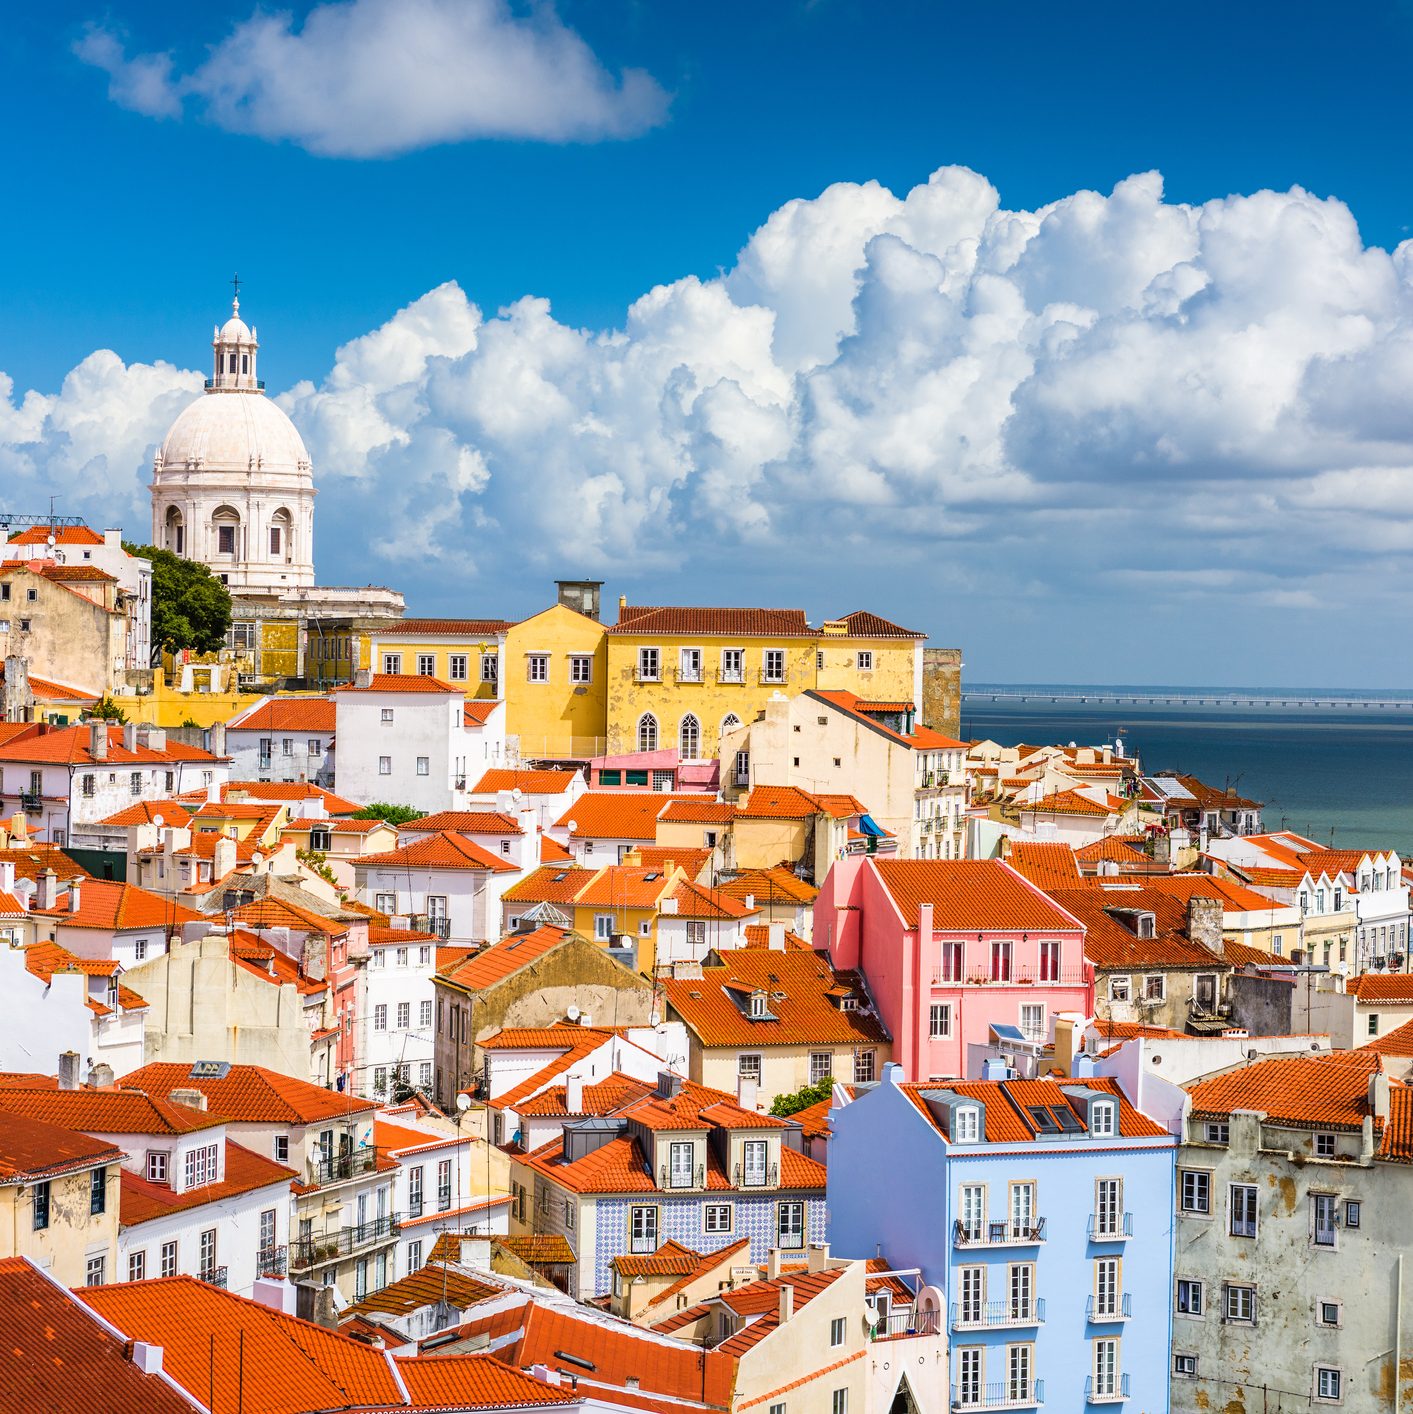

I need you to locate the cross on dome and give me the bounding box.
[212,281,259,391]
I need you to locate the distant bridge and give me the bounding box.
[962,691,1413,711]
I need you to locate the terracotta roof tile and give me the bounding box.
[739,925,811,950]
[119,1062,374,1125]
[1020,789,1116,817]
[404,810,523,835]
[555,792,693,840]
[656,799,738,824]
[345,1261,502,1319]
[540,836,575,864]
[1350,974,1413,1004]
[8,524,107,545]
[437,926,572,992]
[610,606,813,636]
[472,768,579,795]
[629,846,711,877]
[0,724,219,766]
[516,1075,655,1118]
[356,831,519,872]
[1047,886,1219,970]
[0,1087,224,1136]
[900,1075,1167,1142]
[335,673,461,693]
[32,879,203,931]
[1188,1051,1384,1130]
[93,799,194,828]
[574,866,678,909]
[1364,1017,1413,1057]
[502,865,593,904]
[807,690,966,750]
[379,618,512,637]
[121,1140,296,1225]
[1006,841,1083,891]
[669,879,757,920]
[716,868,818,906]
[1073,835,1151,865]
[835,610,926,639]
[0,1111,123,1182]
[873,859,1084,932]
[738,785,824,820]
[232,698,336,732]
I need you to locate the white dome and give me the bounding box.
[156,390,312,476]
[220,314,253,342]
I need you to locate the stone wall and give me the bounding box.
[921,647,962,737]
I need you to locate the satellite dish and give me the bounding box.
[863,1303,880,1327]
[252,851,264,865]
[567,820,578,833]
[649,1012,661,1027]
[455,1092,472,1112]
[566,1004,581,1021]
[152,814,164,829]
[512,787,523,802]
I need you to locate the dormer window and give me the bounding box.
[749,991,767,1019]
[1090,1101,1117,1137]
[1136,913,1155,939]
[954,1106,980,1142]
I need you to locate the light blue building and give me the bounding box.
[829,1060,1176,1412]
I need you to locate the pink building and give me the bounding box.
[815,857,1092,1080]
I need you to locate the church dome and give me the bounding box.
[219,312,253,342]
[155,389,312,478]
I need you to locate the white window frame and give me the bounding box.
[448,654,468,681]
[763,648,786,683]
[527,654,549,683]
[569,654,593,684]
[638,647,660,682]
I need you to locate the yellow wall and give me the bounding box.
[0,1163,120,1287]
[692,1042,889,1107]
[503,605,608,759]
[111,669,263,729]
[367,633,504,700]
[605,630,921,760]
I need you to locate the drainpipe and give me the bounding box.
[1398,1253,1404,1414]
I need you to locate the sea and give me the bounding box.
[960,684,1413,857]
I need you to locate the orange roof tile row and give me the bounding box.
[873,859,1084,932]
[120,1062,374,1125]
[121,1141,297,1225]
[715,867,818,906]
[232,698,336,732]
[404,810,523,835]
[1188,1052,1385,1131]
[611,606,813,636]
[336,673,462,693]
[472,768,579,795]
[438,925,573,993]
[0,1111,124,1182]
[357,831,519,873]
[555,792,692,840]
[0,723,219,766]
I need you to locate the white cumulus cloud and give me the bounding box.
[76,0,669,156]
[9,164,1413,678]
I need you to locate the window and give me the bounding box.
[128,1251,146,1281]
[374,1004,388,1030]
[686,920,707,948]
[218,525,236,554]
[569,654,593,683]
[1313,1193,1338,1247]
[1143,974,1166,1001]
[1094,1178,1121,1236]
[778,1200,806,1248]
[161,1241,178,1277]
[146,1151,168,1184]
[1109,975,1131,1002]
[930,1003,951,1038]
[763,649,785,683]
[810,1051,832,1084]
[184,1143,219,1188]
[853,1049,876,1083]
[630,1205,659,1254]
[481,653,498,683]
[742,1139,769,1187]
[1090,1102,1117,1138]
[637,713,659,751]
[1224,1284,1255,1323]
[721,648,744,683]
[1039,939,1060,981]
[438,1158,452,1210]
[954,1106,980,1142]
[1369,1014,1380,1037]
[738,1053,762,1083]
[1020,1003,1044,1041]
[938,941,963,982]
[1316,1367,1342,1402]
[130,771,142,796]
[1092,1338,1118,1398]
[856,651,873,671]
[638,647,660,681]
[1093,1257,1119,1317]
[1204,1122,1229,1144]
[32,1181,49,1230]
[81,773,95,798]
[378,756,392,775]
[397,1002,411,1029]
[415,653,436,676]
[274,1136,289,1164]
[679,648,703,682]
[1230,1183,1258,1238]
[1346,1200,1361,1228]
[679,714,701,759]
[408,1166,424,1216]
[1315,1132,1336,1157]
[416,756,429,776]
[90,1168,106,1215]
[770,1404,786,1414]
[990,940,1012,981]
[1174,1355,1197,1378]
[382,654,403,674]
[668,1141,695,1189]
[831,1390,848,1414]
[527,654,549,682]
[957,1349,982,1406]
[449,654,468,680]
[1319,1301,1341,1327]
[1177,1278,1203,1315]
[594,914,615,941]
[85,1255,106,1287]
[420,1000,433,1028]
[407,1240,423,1271]
[1008,1344,1033,1401]
[1180,1170,1210,1214]
[375,893,395,915]
[704,1203,732,1234]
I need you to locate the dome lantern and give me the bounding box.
[209,275,260,391]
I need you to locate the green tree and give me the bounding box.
[90,694,128,723]
[351,803,425,826]
[124,542,232,655]
[768,1076,835,1118]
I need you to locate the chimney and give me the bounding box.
[1370,1070,1391,1121]
[67,878,82,913]
[354,668,373,688]
[35,868,58,911]
[744,895,755,912]
[122,722,138,753]
[168,1088,208,1111]
[618,594,627,611]
[57,1051,80,1090]
[918,902,934,941]
[206,777,221,804]
[766,1247,783,1280]
[777,1283,794,1324]
[768,921,786,951]
[146,726,166,752]
[302,933,327,983]
[129,1343,164,1375]
[1053,1014,1082,1076]
[208,720,225,757]
[89,720,109,761]
[214,832,238,880]
[565,1073,584,1113]
[806,1242,830,1273]
[0,861,14,894]
[1187,895,1224,956]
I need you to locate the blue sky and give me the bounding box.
[5,1,1413,685]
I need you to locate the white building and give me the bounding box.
[466,768,585,833]
[150,293,315,592]
[334,674,507,814]
[225,696,336,785]
[354,833,520,944]
[362,925,443,1101]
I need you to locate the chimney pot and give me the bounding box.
[36,868,58,911]
[777,1282,794,1324]
[67,878,82,913]
[57,1051,80,1090]
[565,1073,584,1113]
[89,720,109,761]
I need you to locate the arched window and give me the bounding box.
[269,508,293,559]
[721,713,742,736]
[637,714,658,752]
[164,506,185,556]
[241,353,249,375]
[212,506,241,557]
[679,714,701,760]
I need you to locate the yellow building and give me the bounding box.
[604,604,926,762]
[502,600,608,759]
[0,1112,123,1288]
[366,618,510,701]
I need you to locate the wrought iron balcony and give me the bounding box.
[256,1245,287,1278]
[1086,1293,1132,1323]
[953,1218,1046,1247]
[661,1163,706,1190]
[19,793,42,814]
[951,1379,1044,1409]
[306,1146,382,1188]
[951,1297,1046,1330]
[199,1265,228,1288]
[1087,1212,1134,1242]
[732,1162,779,1189]
[407,914,452,940]
[870,1309,941,1340]
[1084,1374,1129,1403]
[289,1214,400,1271]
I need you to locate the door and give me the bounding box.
[1009,1183,1035,1240]
[1195,973,1217,1010]
[1009,1263,1032,1321]
[356,1191,369,1240]
[1008,1346,1031,1402]
[958,1350,981,1407]
[1096,1178,1120,1237]
[960,1184,984,1241]
[742,1140,768,1187]
[960,1266,985,1324]
[1095,1258,1117,1317]
[630,1206,658,1254]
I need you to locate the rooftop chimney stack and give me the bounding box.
[67,878,82,913]
[57,1051,79,1090]
[1187,895,1224,957]
[0,861,14,894]
[768,921,786,951]
[89,720,109,761]
[777,1283,794,1324]
[35,869,58,911]
[565,1073,584,1113]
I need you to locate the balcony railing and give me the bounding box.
[953,1218,1046,1247]
[951,1379,1044,1410]
[290,1214,400,1271]
[1086,1293,1132,1323]
[19,793,42,814]
[256,1246,287,1278]
[871,1309,941,1340]
[306,1146,381,1188]
[951,1298,1046,1330]
[732,1163,779,1189]
[1085,1374,1129,1404]
[661,1164,706,1190]
[407,914,452,940]
[932,969,1089,988]
[199,1265,228,1288]
[1088,1212,1134,1242]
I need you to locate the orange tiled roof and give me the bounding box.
[356,831,519,872]
[1007,841,1083,891]
[480,1023,609,1051]
[32,879,203,931]
[1073,835,1151,865]
[657,799,738,824]
[1350,974,1413,1004]
[669,879,758,920]
[177,782,362,815]
[472,768,579,795]
[121,1140,296,1225]
[610,606,813,636]
[0,1086,224,1136]
[540,835,575,864]
[738,785,824,820]
[494,1233,578,1265]
[405,810,523,835]
[464,700,500,727]
[1144,873,1294,914]
[900,1075,1167,1143]
[284,816,389,835]
[0,723,219,766]
[8,524,107,545]
[807,689,967,750]
[229,896,349,937]
[344,1261,502,1319]
[630,845,711,876]
[438,926,572,992]
[0,1110,123,1182]
[872,859,1084,932]
[835,609,925,639]
[1021,789,1116,817]
[1049,887,1222,970]
[501,865,592,904]
[611,1237,705,1277]
[379,618,513,637]
[336,673,461,693]
[716,867,818,906]
[555,792,692,840]
[119,1062,374,1125]
[232,698,336,732]
[654,1268,844,1357]
[740,925,811,950]
[0,1258,203,1414]
[1364,1017,1413,1058]
[516,1074,655,1118]
[660,950,888,1049]
[92,799,194,828]
[574,866,678,909]
[1187,1051,1384,1131]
